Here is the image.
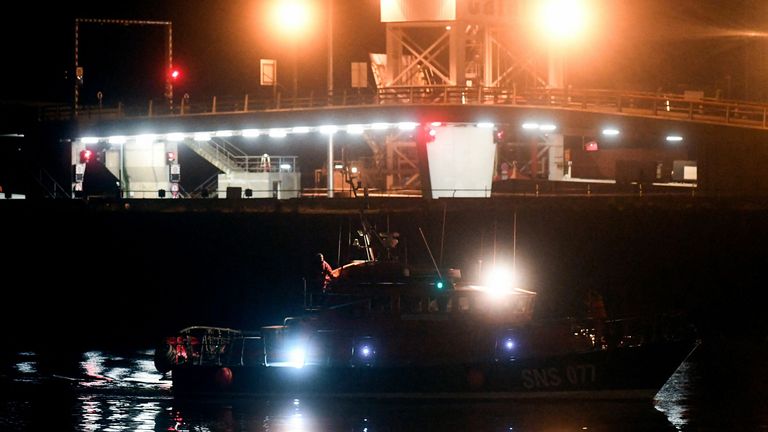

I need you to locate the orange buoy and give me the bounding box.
[215,367,233,388]
[467,368,485,389]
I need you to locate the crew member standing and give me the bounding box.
[313,253,335,293]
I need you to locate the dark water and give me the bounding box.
[3,202,768,429]
[1,341,766,431]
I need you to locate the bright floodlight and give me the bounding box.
[167,133,185,142]
[135,134,156,146]
[346,124,364,134]
[537,0,589,41]
[274,0,310,34]
[81,137,100,144]
[108,136,127,145]
[319,125,338,134]
[539,124,557,132]
[602,128,620,136]
[522,123,539,130]
[484,265,519,298]
[666,135,684,142]
[288,347,306,368]
[193,132,211,142]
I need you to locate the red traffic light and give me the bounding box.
[167,152,176,162]
[79,149,93,163]
[583,140,599,152]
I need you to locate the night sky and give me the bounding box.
[2,0,768,105]
[2,1,768,350]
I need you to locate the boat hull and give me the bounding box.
[170,339,696,399]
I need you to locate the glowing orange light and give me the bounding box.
[536,0,591,42]
[273,0,311,34]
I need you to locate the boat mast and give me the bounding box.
[419,227,443,282]
[513,211,517,273]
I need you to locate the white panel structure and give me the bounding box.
[217,172,301,199]
[379,0,547,89]
[456,0,519,25]
[381,0,520,24]
[122,141,174,198]
[427,126,495,198]
[381,0,456,22]
[547,134,565,181]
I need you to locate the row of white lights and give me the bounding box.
[522,122,683,142]
[77,122,497,145]
[600,128,684,142]
[522,122,684,142]
[78,121,685,144]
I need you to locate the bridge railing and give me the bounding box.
[41,87,768,131]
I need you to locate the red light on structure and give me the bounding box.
[495,129,506,143]
[428,128,437,140]
[583,140,599,152]
[79,149,93,163]
[170,68,181,81]
[167,152,176,162]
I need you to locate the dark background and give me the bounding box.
[2,1,768,350]
[2,0,768,105]
[2,198,766,351]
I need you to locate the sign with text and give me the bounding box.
[260,59,276,86]
[381,0,519,24]
[457,0,518,24]
[351,62,368,88]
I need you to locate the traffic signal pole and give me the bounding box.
[73,18,173,116]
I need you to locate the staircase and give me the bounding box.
[184,138,245,175]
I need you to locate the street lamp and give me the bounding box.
[534,0,591,89]
[273,0,310,99]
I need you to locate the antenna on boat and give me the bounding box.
[337,221,343,267]
[478,230,484,278]
[419,227,443,281]
[439,201,447,266]
[513,211,517,273]
[493,217,498,266]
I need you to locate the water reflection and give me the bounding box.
[78,396,164,431]
[163,396,680,432]
[2,349,698,431]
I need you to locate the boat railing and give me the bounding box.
[175,326,243,366]
[531,313,697,351]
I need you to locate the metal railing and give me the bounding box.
[41,87,768,131]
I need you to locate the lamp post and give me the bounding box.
[536,0,589,89]
[327,0,333,98]
[74,18,173,115]
[275,1,310,100]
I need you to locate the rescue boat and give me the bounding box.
[155,216,697,399]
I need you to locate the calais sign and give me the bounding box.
[381,0,518,25]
